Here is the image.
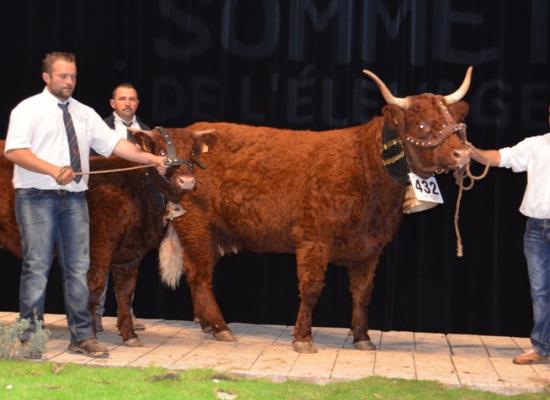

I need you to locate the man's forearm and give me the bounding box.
[470,148,501,166]
[112,139,156,164]
[112,139,167,174]
[5,148,61,178]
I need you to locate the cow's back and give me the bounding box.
[183,121,403,259]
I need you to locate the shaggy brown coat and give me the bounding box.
[159,94,471,353]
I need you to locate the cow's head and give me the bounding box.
[364,67,472,178]
[130,127,216,197]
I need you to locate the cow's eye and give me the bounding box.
[159,150,166,156]
[416,122,431,138]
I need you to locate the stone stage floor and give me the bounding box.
[1,311,548,395]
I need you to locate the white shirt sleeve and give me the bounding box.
[88,109,122,157]
[5,101,36,152]
[498,136,536,173]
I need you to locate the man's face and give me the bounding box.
[42,60,77,101]
[110,87,139,121]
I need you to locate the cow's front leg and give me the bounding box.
[347,261,378,350]
[174,218,236,342]
[293,241,329,353]
[186,262,236,342]
[111,264,142,346]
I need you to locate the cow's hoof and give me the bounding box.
[200,325,213,334]
[293,341,318,353]
[123,337,143,347]
[214,330,237,342]
[354,340,376,350]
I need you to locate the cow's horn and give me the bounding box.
[127,128,155,138]
[193,129,216,135]
[362,69,410,109]
[443,66,473,105]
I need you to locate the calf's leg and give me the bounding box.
[111,264,142,346]
[174,217,236,341]
[87,258,110,336]
[185,250,236,342]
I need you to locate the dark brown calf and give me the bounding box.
[0,129,207,345]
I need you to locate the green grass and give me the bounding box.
[0,359,547,400]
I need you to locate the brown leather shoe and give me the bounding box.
[513,349,549,365]
[68,338,109,358]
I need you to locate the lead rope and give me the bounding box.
[55,163,157,184]
[452,142,490,257]
[78,164,158,175]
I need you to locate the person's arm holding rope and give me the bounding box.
[467,145,501,167]
[112,138,167,176]
[5,148,76,185]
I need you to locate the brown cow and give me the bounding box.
[157,68,474,353]
[0,129,208,345]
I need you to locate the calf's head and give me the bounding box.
[364,67,473,178]
[131,127,216,196]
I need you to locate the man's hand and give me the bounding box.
[54,166,76,185]
[153,155,168,176]
[465,142,500,166]
[112,139,168,175]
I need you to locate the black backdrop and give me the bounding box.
[1,0,549,337]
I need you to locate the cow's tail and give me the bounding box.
[158,222,183,289]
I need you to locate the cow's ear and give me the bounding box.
[382,104,405,131]
[448,100,469,122]
[193,130,218,154]
[132,130,157,153]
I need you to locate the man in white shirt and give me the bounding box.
[4,51,167,358]
[471,122,550,365]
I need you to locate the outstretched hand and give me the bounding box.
[464,142,483,164]
[464,141,499,166]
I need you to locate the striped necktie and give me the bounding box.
[58,103,82,182]
[123,120,135,141]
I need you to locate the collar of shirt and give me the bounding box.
[43,87,73,110]
[113,113,137,127]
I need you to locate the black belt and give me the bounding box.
[15,188,84,195]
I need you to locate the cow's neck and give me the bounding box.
[380,123,410,186]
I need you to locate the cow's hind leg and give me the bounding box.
[293,241,329,353]
[111,264,142,346]
[347,261,378,350]
[87,259,110,337]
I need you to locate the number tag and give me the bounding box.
[408,172,444,204]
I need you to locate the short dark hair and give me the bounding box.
[112,83,138,99]
[42,52,76,74]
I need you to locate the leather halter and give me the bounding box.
[155,126,197,170]
[401,100,467,178]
